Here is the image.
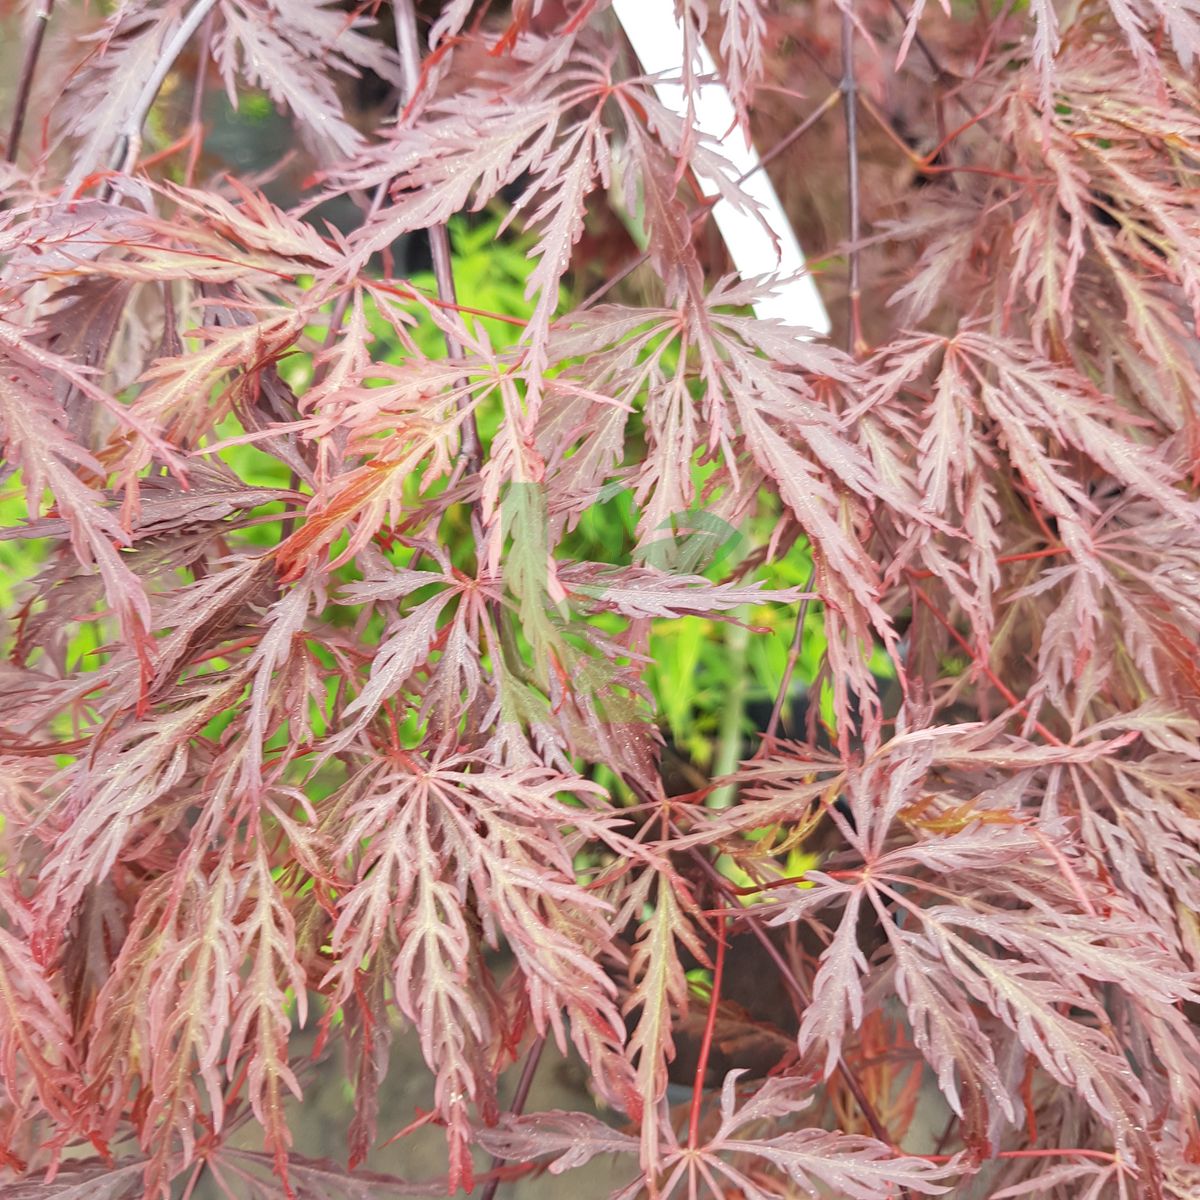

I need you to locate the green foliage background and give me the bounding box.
[0,215,873,792]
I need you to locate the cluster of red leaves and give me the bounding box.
[2,0,1200,1197]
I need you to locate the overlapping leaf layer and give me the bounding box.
[2,0,1199,1197]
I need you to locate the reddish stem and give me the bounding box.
[909,580,1063,745]
[479,1034,547,1200]
[679,837,905,1181]
[762,565,815,747]
[907,544,1068,580]
[922,1147,1118,1164]
[687,916,728,1150]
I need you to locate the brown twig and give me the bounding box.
[762,565,815,746]
[5,0,55,164]
[183,9,215,187]
[841,5,865,356]
[682,841,908,1186]
[890,0,951,83]
[756,87,843,180]
[393,0,482,478]
[478,1034,547,1200]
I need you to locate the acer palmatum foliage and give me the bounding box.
[1,0,1200,1197]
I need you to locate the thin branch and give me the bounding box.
[581,89,841,311]
[756,87,842,179]
[507,1034,548,1118]
[681,839,909,1190]
[890,0,952,83]
[841,4,865,356]
[184,9,215,187]
[687,915,727,1150]
[478,1034,547,1200]
[108,0,220,180]
[394,0,482,477]
[5,0,55,165]
[762,565,815,746]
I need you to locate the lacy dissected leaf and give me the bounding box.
[234,573,322,794]
[275,345,489,578]
[115,309,310,500]
[480,1073,953,1198]
[36,676,245,937]
[0,1159,146,1200]
[475,1108,638,1174]
[52,1,189,191]
[5,0,1200,1194]
[340,956,391,1172]
[321,562,472,749]
[866,328,1197,673]
[1027,0,1200,87]
[83,852,242,1195]
[796,885,867,1078]
[150,181,348,273]
[718,0,768,117]
[226,840,307,1188]
[0,319,158,674]
[323,753,628,1187]
[619,869,706,1173]
[0,913,79,1132]
[213,0,402,159]
[559,563,801,620]
[338,45,618,385]
[723,720,1192,1174]
[1003,57,1200,344]
[702,1073,954,1198]
[552,293,896,729]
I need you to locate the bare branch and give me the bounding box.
[841,4,865,356]
[478,1034,547,1200]
[763,565,815,745]
[108,0,221,180]
[5,0,55,165]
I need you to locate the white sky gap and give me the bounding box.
[611,0,832,336]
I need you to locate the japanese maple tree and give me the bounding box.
[2,0,1200,1197]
